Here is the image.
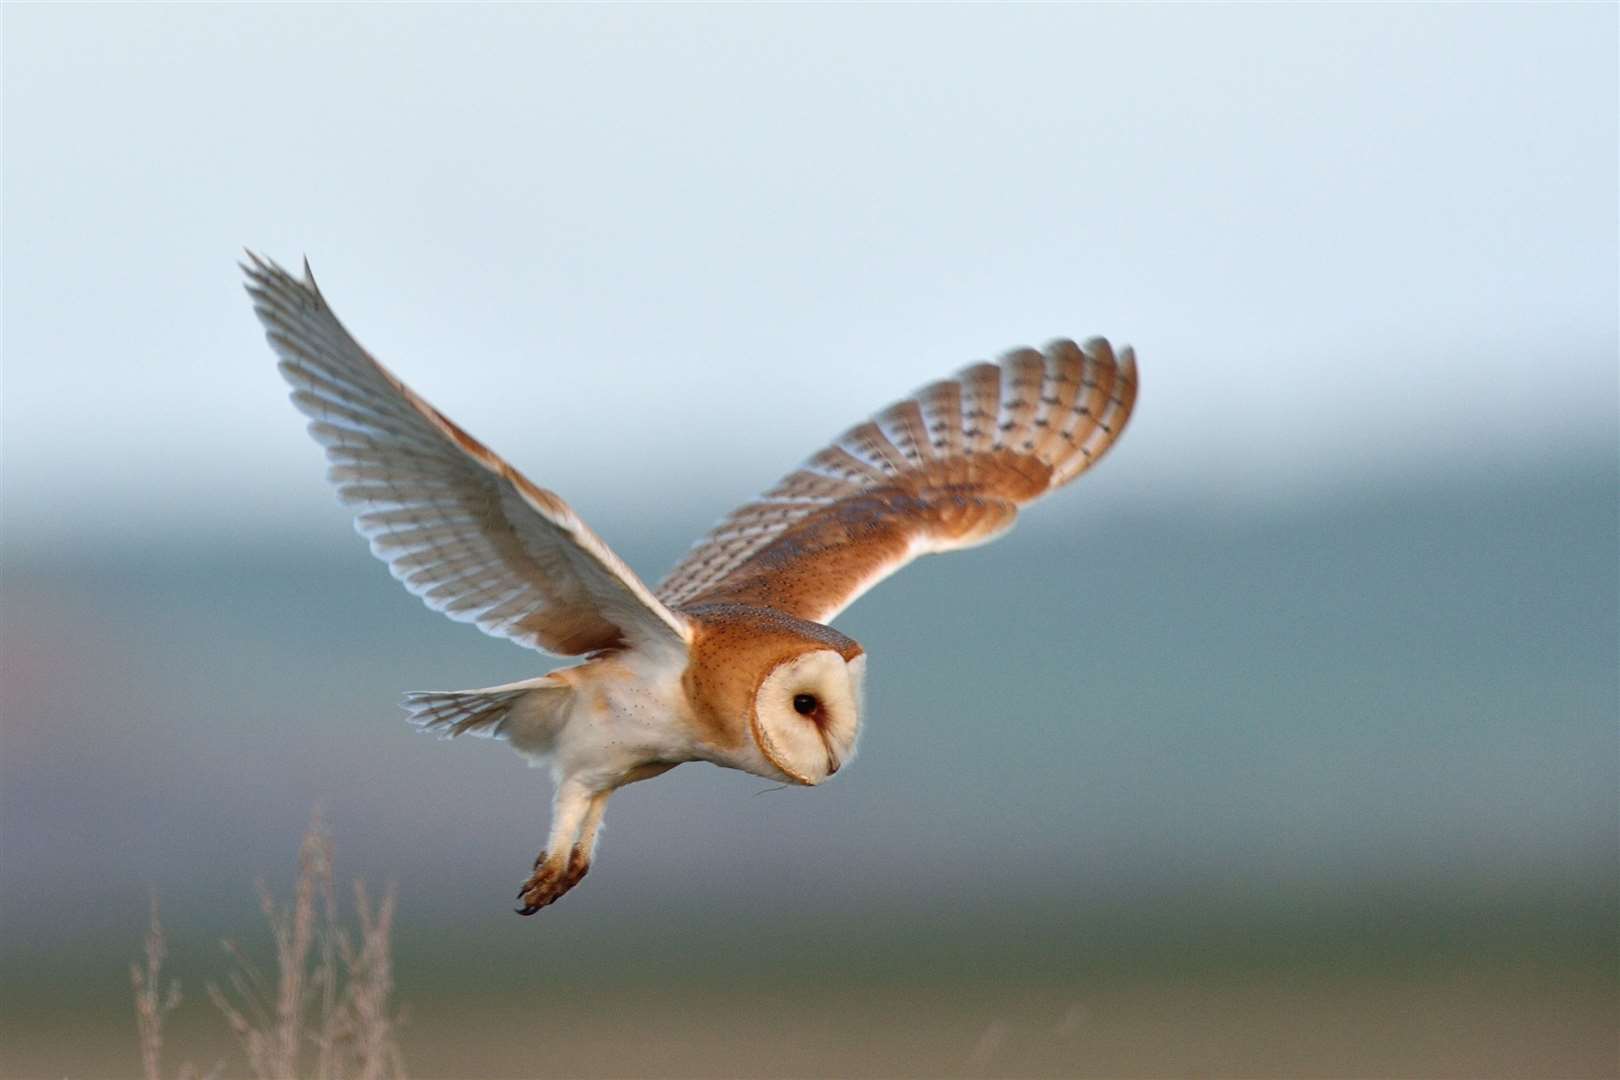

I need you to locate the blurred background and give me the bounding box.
[3,5,1615,1077]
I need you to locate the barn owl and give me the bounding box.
[243,254,1137,915]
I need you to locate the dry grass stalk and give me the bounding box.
[135,817,406,1080]
[131,896,182,1080]
[131,898,215,1080]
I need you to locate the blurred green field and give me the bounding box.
[6,916,1615,1077]
[3,460,1615,1078]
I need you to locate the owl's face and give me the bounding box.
[678,605,868,785]
[746,650,866,785]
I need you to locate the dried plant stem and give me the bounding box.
[137,814,406,1080]
[131,896,182,1080]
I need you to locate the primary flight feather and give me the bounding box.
[244,254,1137,914]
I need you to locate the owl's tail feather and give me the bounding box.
[402,676,570,743]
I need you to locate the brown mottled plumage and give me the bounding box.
[243,253,1137,916]
[659,337,1137,622]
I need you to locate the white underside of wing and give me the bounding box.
[244,254,690,658]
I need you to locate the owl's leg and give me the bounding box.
[549,764,678,898]
[557,789,612,892]
[516,779,595,915]
[515,764,679,916]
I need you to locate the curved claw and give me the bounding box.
[515,884,540,917]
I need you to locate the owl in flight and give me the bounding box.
[244,254,1137,915]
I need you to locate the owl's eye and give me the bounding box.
[792,693,819,716]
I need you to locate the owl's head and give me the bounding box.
[681,604,867,786]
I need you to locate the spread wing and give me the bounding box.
[658,338,1137,624]
[243,254,690,658]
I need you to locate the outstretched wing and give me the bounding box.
[658,338,1137,624]
[243,254,690,658]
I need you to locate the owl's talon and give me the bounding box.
[515,848,586,916]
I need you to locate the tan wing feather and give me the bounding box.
[243,254,690,657]
[658,338,1138,623]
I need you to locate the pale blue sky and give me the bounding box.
[4,4,1615,549]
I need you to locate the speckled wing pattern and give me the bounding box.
[657,338,1138,624]
[243,255,690,657]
